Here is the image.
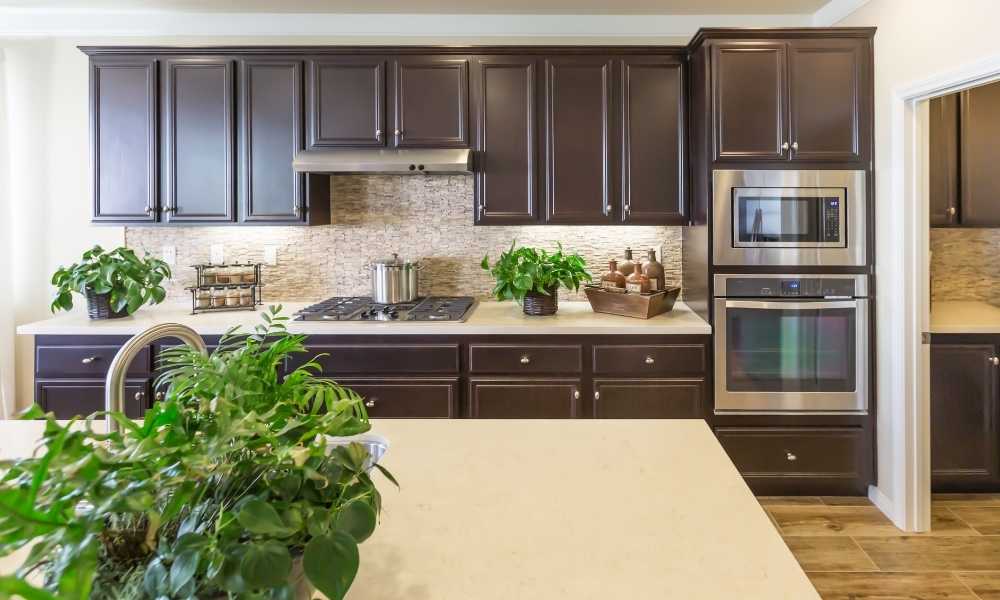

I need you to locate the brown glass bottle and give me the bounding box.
[601,260,627,290]
[642,248,664,292]
[617,247,635,277]
[625,263,650,293]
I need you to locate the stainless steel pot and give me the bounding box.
[369,253,420,304]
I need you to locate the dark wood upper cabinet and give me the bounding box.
[306,57,386,148]
[472,56,538,224]
[711,42,787,162]
[91,57,158,222]
[960,82,1000,227]
[620,56,686,225]
[161,57,236,223]
[542,56,614,224]
[787,38,865,162]
[238,58,305,223]
[931,343,1000,491]
[929,94,960,227]
[392,57,470,148]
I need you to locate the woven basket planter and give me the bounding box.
[85,288,129,320]
[522,287,559,316]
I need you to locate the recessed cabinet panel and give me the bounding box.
[469,379,581,418]
[474,57,537,224]
[787,39,864,162]
[333,378,459,418]
[36,379,150,420]
[593,379,703,419]
[543,57,614,224]
[239,59,304,222]
[712,43,786,161]
[306,58,385,148]
[162,57,236,222]
[929,95,960,227]
[393,57,469,148]
[91,57,158,222]
[620,57,685,224]
[960,83,1000,227]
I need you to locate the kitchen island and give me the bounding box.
[0,418,818,599]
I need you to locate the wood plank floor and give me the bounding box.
[760,494,1000,599]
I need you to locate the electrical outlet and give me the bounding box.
[161,245,176,266]
[263,245,278,266]
[210,244,225,265]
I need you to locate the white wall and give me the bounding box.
[836,0,1000,526]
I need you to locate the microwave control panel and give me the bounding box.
[721,277,860,298]
[822,197,842,242]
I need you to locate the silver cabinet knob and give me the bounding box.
[644,356,655,365]
[375,128,382,138]
[573,389,580,400]
[781,142,790,151]
[594,391,600,401]
[394,129,402,136]
[605,203,612,214]
[134,392,144,402]
[520,355,531,365]
[155,392,164,402]
[990,356,999,366]
[791,141,799,151]
[365,399,377,408]
[81,356,99,365]
[144,206,155,216]
[947,206,957,216]
[785,451,797,462]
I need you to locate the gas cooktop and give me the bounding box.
[294,296,476,322]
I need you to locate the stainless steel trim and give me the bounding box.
[723,300,859,310]
[713,169,867,267]
[731,186,846,249]
[713,273,869,298]
[292,148,472,174]
[713,297,869,414]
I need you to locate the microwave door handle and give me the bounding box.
[725,300,859,311]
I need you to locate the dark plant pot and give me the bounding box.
[522,287,559,316]
[85,288,129,320]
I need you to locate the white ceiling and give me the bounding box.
[0,0,833,15]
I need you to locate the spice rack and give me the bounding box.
[186,263,264,314]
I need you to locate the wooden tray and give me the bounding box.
[583,285,680,319]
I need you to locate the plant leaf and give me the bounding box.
[240,540,292,589]
[335,500,377,543]
[237,498,295,537]
[303,531,359,600]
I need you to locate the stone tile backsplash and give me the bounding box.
[126,175,684,303]
[930,228,1000,302]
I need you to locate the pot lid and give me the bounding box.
[371,253,417,267]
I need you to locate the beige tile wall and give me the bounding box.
[930,228,1000,302]
[126,175,683,303]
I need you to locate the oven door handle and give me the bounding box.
[724,300,860,310]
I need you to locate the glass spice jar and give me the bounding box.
[196,290,211,310]
[215,268,230,284]
[201,269,217,285]
[225,287,240,307]
[239,287,253,307]
[242,267,256,284]
[210,288,227,308]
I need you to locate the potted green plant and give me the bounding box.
[481,242,592,316]
[0,307,395,600]
[50,245,171,320]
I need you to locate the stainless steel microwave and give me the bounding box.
[712,170,867,267]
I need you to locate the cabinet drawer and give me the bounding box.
[468,378,581,418]
[35,379,151,419]
[334,378,458,418]
[294,344,460,374]
[469,344,582,374]
[593,344,706,377]
[715,427,867,494]
[593,379,704,419]
[36,344,151,378]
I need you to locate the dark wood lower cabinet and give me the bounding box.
[468,378,581,418]
[592,379,703,418]
[36,379,150,419]
[332,378,459,418]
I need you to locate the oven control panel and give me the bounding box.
[719,276,861,298]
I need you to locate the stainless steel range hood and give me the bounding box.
[292,148,472,175]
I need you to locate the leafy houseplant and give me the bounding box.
[50,245,171,320]
[0,307,395,600]
[480,243,592,316]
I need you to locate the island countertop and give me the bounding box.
[16,300,711,336]
[0,419,815,599]
[930,300,1000,334]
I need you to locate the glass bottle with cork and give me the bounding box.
[625,263,650,293]
[641,249,665,292]
[617,247,635,277]
[600,260,627,290]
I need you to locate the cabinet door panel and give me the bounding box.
[36,379,150,419]
[469,379,580,418]
[593,379,703,419]
[929,94,960,227]
[239,59,304,222]
[162,57,236,222]
[542,57,614,223]
[931,343,1000,491]
[474,57,538,224]
[306,58,385,148]
[333,378,458,418]
[91,57,158,222]
[960,83,1000,227]
[787,39,865,162]
[712,43,787,162]
[620,57,685,224]
[393,57,469,148]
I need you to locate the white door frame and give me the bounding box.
[880,53,1000,531]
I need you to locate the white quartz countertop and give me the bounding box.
[16,300,711,336]
[0,419,816,599]
[930,300,1000,334]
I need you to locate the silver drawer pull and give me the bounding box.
[594,391,600,401]
[134,392,144,402]
[785,451,797,462]
[644,356,655,365]
[365,399,377,408]
[81,356,99,365]
[573,389,580,400]
[520,355,531,365]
